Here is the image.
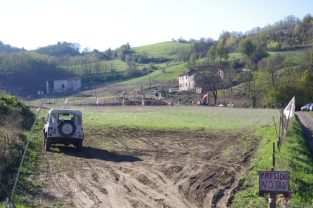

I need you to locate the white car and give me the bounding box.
[43,109,84,151]
[300,103,313,111]
[168,88,179,93]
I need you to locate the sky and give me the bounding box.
[0,0,312,51]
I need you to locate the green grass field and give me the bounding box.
[81,106,278,130]
[268,50,305,65]
[62,59,129,74]
[134,41,191,59]
[120,62,188,86]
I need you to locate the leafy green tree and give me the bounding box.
[189,53,198,66]
[216,41,229,61]
[302,48,313,72]
[36,42,80,56]
[238,38,256,67]
[259,55,284,87]
[207,46,217,63]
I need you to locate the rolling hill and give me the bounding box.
[134,41,191,59]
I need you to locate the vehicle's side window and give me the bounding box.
[50,114,56,123]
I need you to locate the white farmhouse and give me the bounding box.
[178,71,207,92]
[46,79,81,94]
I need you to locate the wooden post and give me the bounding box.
[272,142,275,168]
[269,142,276,208]
[269,193,277,208]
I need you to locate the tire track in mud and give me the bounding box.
[35,127,258,208]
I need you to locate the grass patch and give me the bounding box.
[230,119,313,207]
[268,50,305,65]
[62,59,129,74]
[134,41,191,59]
[120,62,187,85]
[81,106,278,130]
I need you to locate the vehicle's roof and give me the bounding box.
[48,108,82,115]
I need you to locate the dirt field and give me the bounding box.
[31,126,258,208]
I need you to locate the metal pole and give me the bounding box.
[8,103,43,205]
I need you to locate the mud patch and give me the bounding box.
[32,126,258,208]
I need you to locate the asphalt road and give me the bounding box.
[295,112,313,155]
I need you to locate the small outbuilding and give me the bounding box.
[46,79,81,94]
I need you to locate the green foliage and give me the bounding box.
[217,40,230,61]
[245,14,313,51]
[8,120,44,207]
[36,41,80,57]
[267,40,281,51]
[0,52,73,95]
[0,94,35,201]
[302,48,313,72]
[190,38,214,58]
[0,41,22,53]
[269,50,305,66]
[0,94,34,129]
[207,46,218,63]
[239,38,256,60]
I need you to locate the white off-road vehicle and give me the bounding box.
[43,109,84,151]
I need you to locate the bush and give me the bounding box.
[0,94,34,129]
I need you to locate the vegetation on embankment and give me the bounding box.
[230,119,313,207]
[0,94,37,204]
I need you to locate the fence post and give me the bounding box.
[269,142,276,208]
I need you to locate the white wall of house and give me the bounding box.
[46,79,81,93]
[178,74,196,91]
[54,80,69,92]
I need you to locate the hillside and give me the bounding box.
[134,41,191,59]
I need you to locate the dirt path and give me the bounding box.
[32,127,258,208]
[296,112,313,155]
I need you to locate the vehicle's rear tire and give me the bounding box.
[76,141,82,150]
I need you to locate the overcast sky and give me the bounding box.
[0,0,312,51]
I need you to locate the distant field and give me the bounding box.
[62,59,129,74]
[134,41,191,59]
[80,106,278,130]
[120,62,187,86]
[268,50,305,65]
